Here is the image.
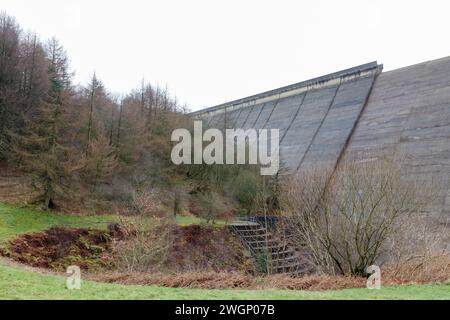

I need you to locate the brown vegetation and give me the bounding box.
[92,271,365,290]
[2,220,448,290]
[112,222,254,274]
[279,157,435,276]
[92,253,450,289]
[1,222,254,275]
[0,12,190,213]
[1,227,112,271]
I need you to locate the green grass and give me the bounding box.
[0,202,448,300]
[0,203,224,245]
[0,203,118,244]
[0,264,448,300]
[175,215,225,226]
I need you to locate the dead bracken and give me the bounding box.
[1,227,113,271]
[1,224,255,274]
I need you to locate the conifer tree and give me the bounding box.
[10,38,77,209]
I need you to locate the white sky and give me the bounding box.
[2,0,450,111]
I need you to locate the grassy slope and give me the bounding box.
[0,203,221,244]
[1,264,449,300]
[0,202,449,300]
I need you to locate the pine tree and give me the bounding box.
[0,13,21,159]
[83,132,118,191]
[9,38,78,209]
[85,73,103,154]
[80,74,118,190]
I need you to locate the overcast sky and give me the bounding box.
[2,0,450,110]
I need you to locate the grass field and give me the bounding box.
[0,263,449,300]
[0,202,449,300]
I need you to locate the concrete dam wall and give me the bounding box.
[191,57,450,219]
[346,57,450,219]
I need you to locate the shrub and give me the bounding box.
[112,190,173,272]
[279,156,435,276]
[231,170,261,212]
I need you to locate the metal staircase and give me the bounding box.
[229,221,313,275]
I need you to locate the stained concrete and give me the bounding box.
[346,57,450,219]
[192,57,450,219]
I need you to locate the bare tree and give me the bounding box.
[280,156,434,275]
[113,190,173,272]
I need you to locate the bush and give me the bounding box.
[280,156,435,276]
[231,170,261,212]
[112,190,174,272]
[112,218,173,272]
[384,213,450,283]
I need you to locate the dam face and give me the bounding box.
[192,57,450,220]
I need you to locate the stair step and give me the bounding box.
[230,219,313,275]
[246,239,277,245]
[271,255,300,264]
[230,223,260,229]
[272,249,296,256]
[234,229,267,236]
[237,234,268,241]
[252,245,290,252]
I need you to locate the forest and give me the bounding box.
[0,11,213,214]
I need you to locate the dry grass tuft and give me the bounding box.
[92,271,366,291]
[383,254,450,285]
[92,253,450,291]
